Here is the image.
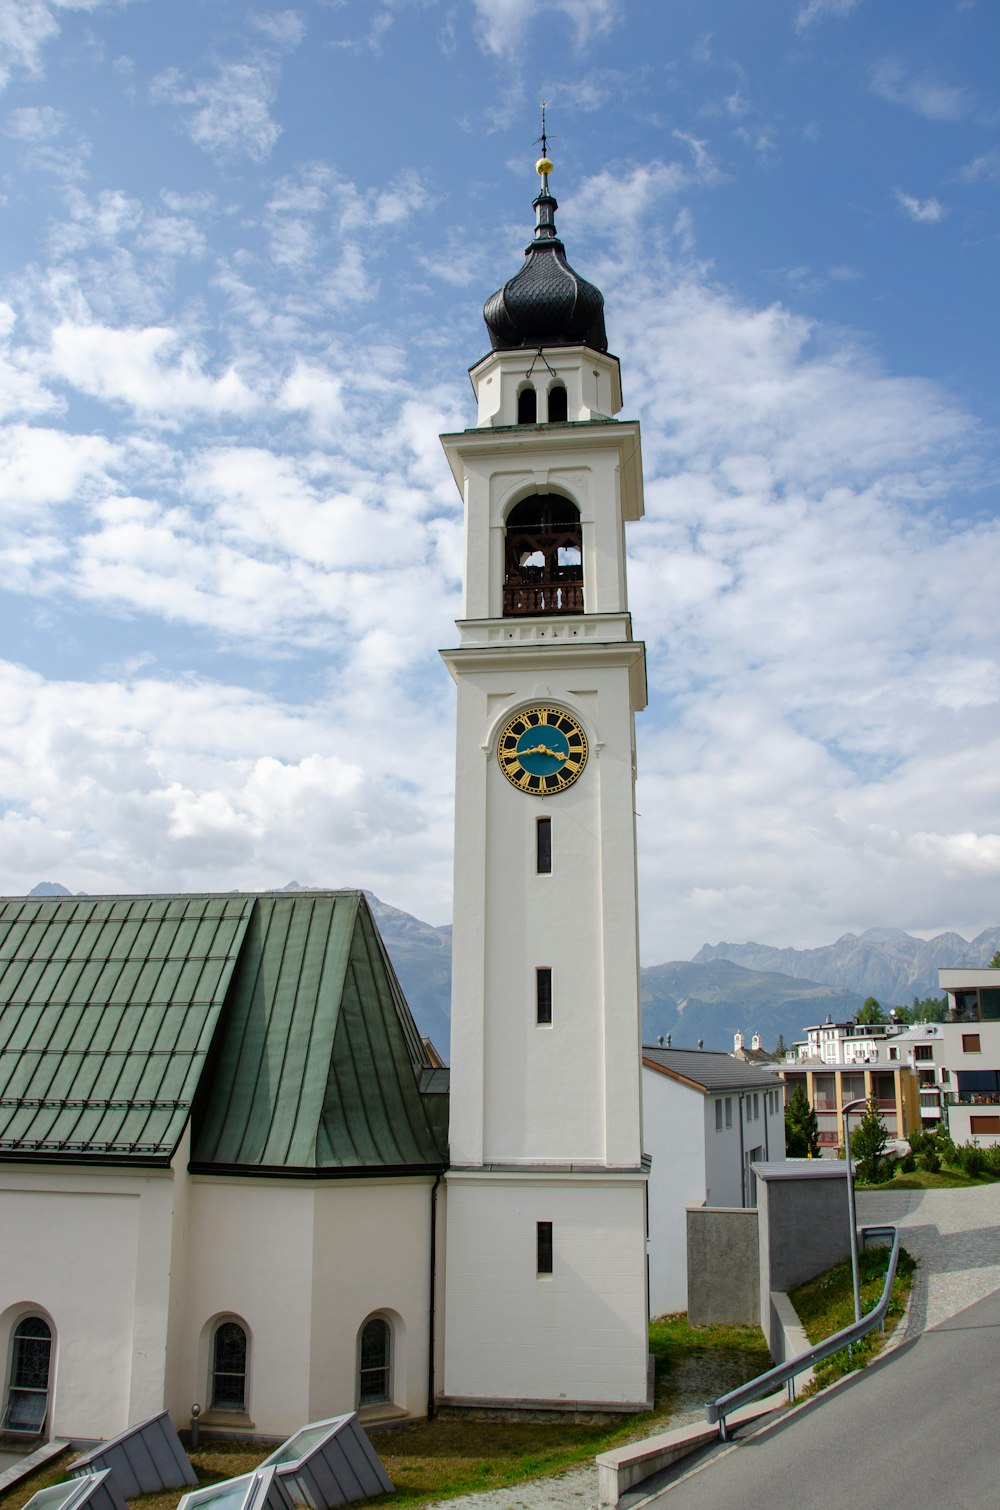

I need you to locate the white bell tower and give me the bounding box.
[439,147,650,1412]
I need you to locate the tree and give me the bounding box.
[856,996,886,1026]
[785,1084,820,1158]
[910,994,948,1022]
[775,1033,786,1058]
[849,1095,890,1183]
[989,949,1000,969]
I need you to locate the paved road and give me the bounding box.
[640,1283,1000,1508]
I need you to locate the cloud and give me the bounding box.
[894,189,948,223]
[151,58,283,163]
[0,660,456,917]
[472,0,622,59]
[958,147,1000,184]
[0,423,117,518]
[794,0,864,32]
[249,8,305,49]
[870,59,975,122]
[47,321,258,420]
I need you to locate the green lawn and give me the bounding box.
[858,1167,997,1190]
[0,1318,770,1510]
[789,1243,915,1392]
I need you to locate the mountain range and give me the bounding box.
[23,883,1000,1059]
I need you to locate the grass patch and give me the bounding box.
[858,1167,997,1190]
[0,1318,771,1510]
[790,1243,915,1394]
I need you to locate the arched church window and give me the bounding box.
[211,1319,248,1411]
[547,384,567,422]
[503,493,583,616]
[517,387,537,424]
[2,1315,52,1435]
[358,1317,391,1405]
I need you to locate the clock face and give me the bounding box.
[497,705,588,796]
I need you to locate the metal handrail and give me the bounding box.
[705,1225,901,1440]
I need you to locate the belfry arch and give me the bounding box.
[503,492,582,616]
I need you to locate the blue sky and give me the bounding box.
[1,0,999,963]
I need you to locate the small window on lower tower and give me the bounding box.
[537,1221,553,1274]
[536,967,552,1025]
[536,817,552,874]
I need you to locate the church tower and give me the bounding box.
[439,146,650,1411]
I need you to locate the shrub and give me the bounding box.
[953,1142,988,1178]
[899,1152,916,1173]
[920,1149,941,1173]
[907,1129,929,1156]
[983,1145,1000,1176]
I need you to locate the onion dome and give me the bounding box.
[483,157,607,353]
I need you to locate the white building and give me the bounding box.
[643,1049,785,1316]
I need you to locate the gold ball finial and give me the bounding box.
[536,156,553,177]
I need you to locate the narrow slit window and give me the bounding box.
[536,817,552,874]
[536,967,552,1025]
[537,1221,553,1275]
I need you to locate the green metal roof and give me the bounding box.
[0,890,448,1174]
[191,891,447,1175]
[0,894,253,1163]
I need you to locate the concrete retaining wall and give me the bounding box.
[686,1207,760,1326]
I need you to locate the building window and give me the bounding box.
[2,1315,52,1435]
[537,1221,553,1275]
[970,1116,1000,1135]
[888,1047,898,1060]
[753,1093,759,1120]
[715,1098,723,1130]
[725,1098,733,1129]
[536,967,552,1025]
[963,1034,981,1054]
[547,384,567,422]
[517,387,537,424]
[914,1045,933,1061]
[358,1317,391,1405]
[211,1320,248,1412]
[536,817,552,874]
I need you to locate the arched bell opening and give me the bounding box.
[503,493,583,616]
[517,386,537,424]
[547,384,568,422]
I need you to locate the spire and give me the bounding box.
[482,115,608,354]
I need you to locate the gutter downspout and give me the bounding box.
[427,1171,442,1420]
[738,1094,746,1207]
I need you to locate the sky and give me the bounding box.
[1,0,999,964]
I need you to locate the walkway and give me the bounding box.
[424,1184,1000,1510]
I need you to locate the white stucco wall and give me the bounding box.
[442,1173,648,1406]
[0,1163,179,1439]
[642,1071,707,1316]
[176,1175,436,1434]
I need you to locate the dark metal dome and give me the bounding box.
[483,181,607,353]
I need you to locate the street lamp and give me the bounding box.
[841,1096,869,1327]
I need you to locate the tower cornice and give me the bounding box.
[440,417,644,522]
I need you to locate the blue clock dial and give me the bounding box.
[497,705,588,796]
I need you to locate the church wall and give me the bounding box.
[309,1177,434,1421]
[443,1172,648,1405]
[178,1178,315,1435]
[175,1175,435,1435]
[0,1165,176,1439]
